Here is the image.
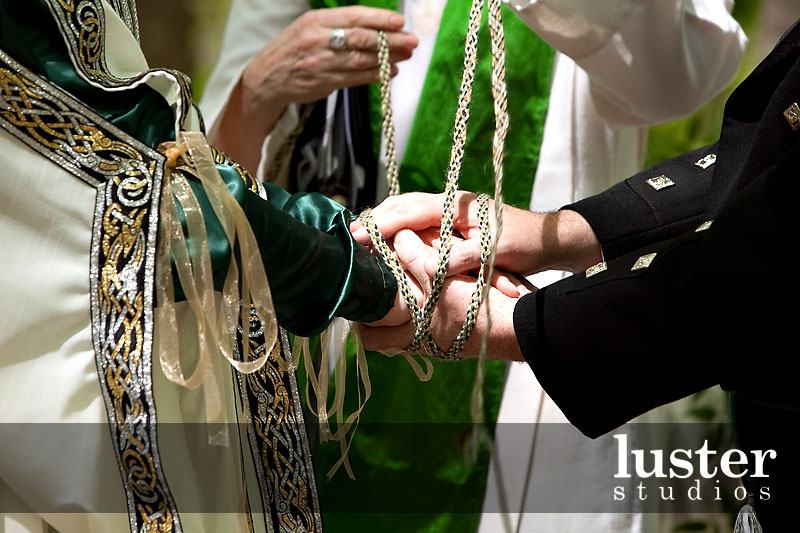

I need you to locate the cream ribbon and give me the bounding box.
[155,131,281,440]
[293,318,372,479]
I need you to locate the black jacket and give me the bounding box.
[514,20,800,527]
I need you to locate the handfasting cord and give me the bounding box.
[472,0,509,425]
[378,30,400,197]
[359,0,508,362]
[304,0,510,477]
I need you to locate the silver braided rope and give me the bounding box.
[472,0,509,424]
[360,0,508,361]
[377,31,401,197]
[409,0,485,359]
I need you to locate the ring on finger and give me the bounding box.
[329,28,348,51]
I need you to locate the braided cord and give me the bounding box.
[410,0,485,359]
[471,0,509,424]
[361,0,508,361]
[377,30,401,197]
[359,207,422,326]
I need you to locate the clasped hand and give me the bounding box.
[349,191,603,361]
[349,191,538,361]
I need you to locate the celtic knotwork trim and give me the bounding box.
[0,48,182,533]
[107,0,140,42]
[236,320,323,533]
[44,0,193,128]
[212,146,268,200]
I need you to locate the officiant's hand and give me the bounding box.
[213,7,418,171]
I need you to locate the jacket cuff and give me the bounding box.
[565,143,716,259]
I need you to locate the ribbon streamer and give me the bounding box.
[155,130,281,442]
[295,318,374,479]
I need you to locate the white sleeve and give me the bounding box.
[506,0,748,127]
[199,0,309,183]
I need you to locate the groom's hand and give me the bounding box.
[351,191,603,278]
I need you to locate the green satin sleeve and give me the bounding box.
[180,171,397,337]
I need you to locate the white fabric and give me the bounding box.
[97,0,202,134]
[0,4,263,532]
[199,1,746,531]
[0,120,130,533]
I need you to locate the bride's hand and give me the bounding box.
[361,228,432,327]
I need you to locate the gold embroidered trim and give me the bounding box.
[0,49,180,533]
[44,0,193,127]
[212,146,267,198]
[0,47,322,533]
[238,326,323,533]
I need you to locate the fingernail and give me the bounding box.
[352,228,368,242]
[390,13,404,27]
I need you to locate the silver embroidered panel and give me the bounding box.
[0,48,181,533]
[0,45,322,533]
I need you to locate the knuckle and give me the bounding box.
[348,51,370,70]
[297,30,318,52]
[350,29,372,50]
[293,56,316,74]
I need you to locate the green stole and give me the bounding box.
[309,1,554,531]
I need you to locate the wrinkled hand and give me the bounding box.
[214,6,418,170]
[244,7,417,110]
